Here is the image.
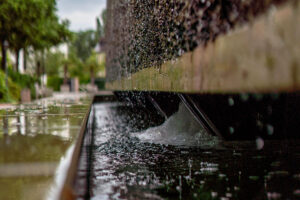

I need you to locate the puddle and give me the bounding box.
[0,94,92,200]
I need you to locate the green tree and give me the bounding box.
[61,9,107,87]
[70,30,97,62]
[7,0,45,72]
[96,9,107,40]
[0,0,17,71]
[86,52,104,85]
[0,0,71,72]
[45,51,65,76]
[68,52,84,77]
[31,7,71,81]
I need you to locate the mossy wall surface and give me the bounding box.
[105,0,290,83]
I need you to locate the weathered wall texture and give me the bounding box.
[105,0,299,93]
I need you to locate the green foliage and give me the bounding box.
[68,52,84,77]
[96,9,107,39]
[45,51,65,76]
[79,75,91,85]
[0,65,38,102]
[8,78,21,102]
[0,71,9,101]
[47,76,63,91]
[7,67,37,99]
[8,68,37,89]
[10,0,71,50]
[86,51,103,74]
[0,0,72,72]
[69,9,106,63]
[69,30,97,62]
[0,70,21,102]
[95,78,106,90]
[42,8,107,87]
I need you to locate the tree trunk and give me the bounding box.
[64,63,68,85]
[90,69,95,85]
[1,40,6,71]
[15,49,20,72]
[23,48,27,71]
[42,50,45,75]
[37,61,41,81]
[41,50,45,87]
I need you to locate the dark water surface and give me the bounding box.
[84,102,300,200]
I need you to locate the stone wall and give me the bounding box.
[105,0,299,93]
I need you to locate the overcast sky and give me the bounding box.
[57,0,106,31]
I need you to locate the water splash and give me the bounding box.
[131,104,219,147]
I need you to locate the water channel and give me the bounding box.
[74,97,300,200]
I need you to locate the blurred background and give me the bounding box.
[0,0,107,103]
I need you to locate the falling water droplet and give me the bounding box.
[211,192,218,198]
[188,159,193,179]
[228,97,234,106]
[266,124,274,135]
[176,175,182,200]
[256,137,264,150]
[229,126,235,134]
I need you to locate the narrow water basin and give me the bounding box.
[73,98,300,200]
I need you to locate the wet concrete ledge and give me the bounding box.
[59,91,115,200]
[0,92,95,200]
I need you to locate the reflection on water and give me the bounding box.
[47,144,75,200]
[83,102,300,200]
[0,94,91,200]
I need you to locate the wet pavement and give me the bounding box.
[76,101,300,200]
[0,92,92,200]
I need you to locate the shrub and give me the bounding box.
[95,77,105,89]
[47,76,63,91]
[7,68,38,100]
[79,75,90,85]
[0,70,21,103]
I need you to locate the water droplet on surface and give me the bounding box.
[229,126,235,134]
[226,193,232,198]
[266,124,274,135]
[219,174,226,178]
[267,192,281,199]
[228,97,234,106]
[211,192,218,198]
[256,137,264,150]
